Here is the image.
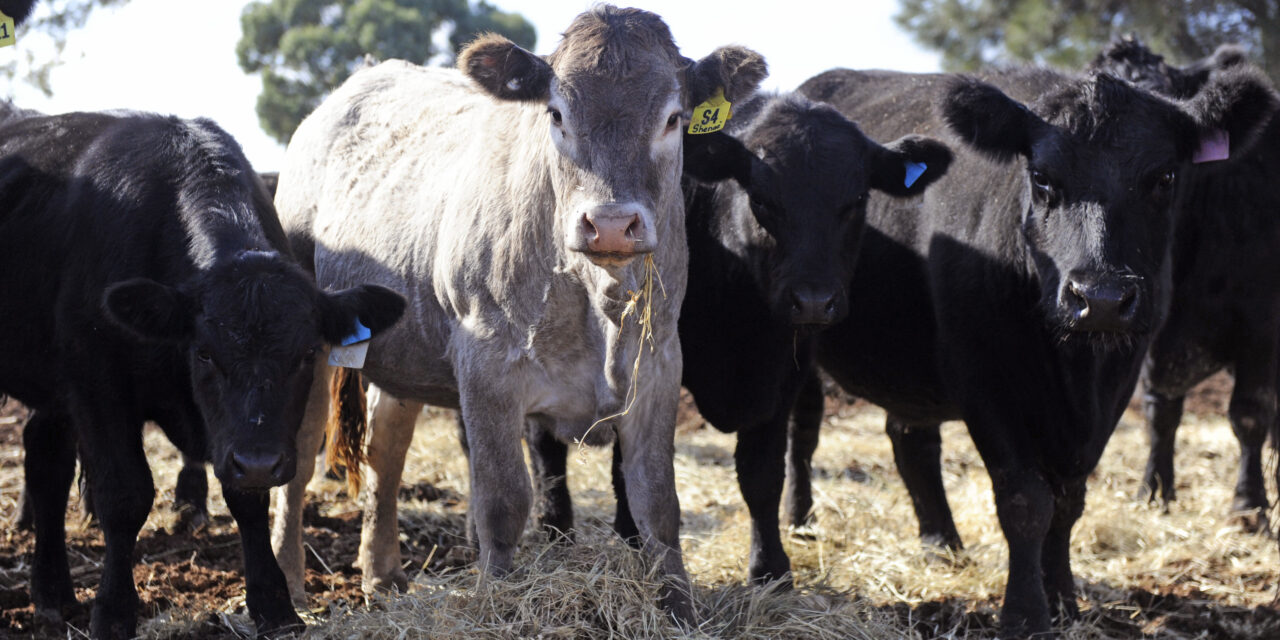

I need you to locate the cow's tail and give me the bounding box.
[326,367,367,495]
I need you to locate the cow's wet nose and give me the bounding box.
[578,203,651,256]
[228,449,290,488]
[788,286,841,326]
[1061,273,1141,332]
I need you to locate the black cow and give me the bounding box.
[13,169,285,533]
[0,110,405,639]
[1091,38,1280,527]
[517,92,952,584]
[789,67,1275,636]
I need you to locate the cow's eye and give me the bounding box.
[855,192,870,207]
[665,112,680,131]
[547,107,563,127]
[1030,169,1052,190]
[195,348,213,363]
[1156,170,1176,190]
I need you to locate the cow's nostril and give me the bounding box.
[1119,285,1138,317]
[624,215,641,240]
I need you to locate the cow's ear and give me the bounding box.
[685,46,768,107]
[102,278,194,342]
[683,130,757,187]
[1180,65,1278,161]
[869,134,953,197]
[458,33,552,102]
[318,285,407,345]
[941,77,1048,162]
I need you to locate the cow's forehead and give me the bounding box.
[197,256,320,350]
[548,6,683,84]
[1033,77,1190,174]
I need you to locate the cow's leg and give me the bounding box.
[784,368,822,529]
[224,487,303,634]
[459,383,530,576]
[616,378,694,623]
[990,464,1054,637]
[24,410,78,619]
[1140,388,1184,506]
[1226,354,1277,527]
[735,414,792,586]
[1042,477,1085,623]
[358,385,422,594]
[270,358,331,605]
[611,438,640,545]
[173,454,209,530]
[886,417,962,550]
[72,406,152,640]
[455,413,479,547]
[525,416,574,540]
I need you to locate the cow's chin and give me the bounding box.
[1053,319,1149,354]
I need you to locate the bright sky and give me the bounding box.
[2,0,940,172]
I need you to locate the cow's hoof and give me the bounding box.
[660,585,697,627]
[364,569,409,595]
[90,610,137,640]
[788,523,819,541]
[442,545,477,568]
[255,611,305,638]
[1227,507,1270,535]
[747,568,793,591]
[172,503,209,533]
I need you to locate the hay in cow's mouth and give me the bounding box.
[577,254,665,449]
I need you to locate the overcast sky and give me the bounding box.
[2,0,941,171]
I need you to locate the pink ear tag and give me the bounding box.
[1192,129,1229,163]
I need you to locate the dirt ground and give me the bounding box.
[0,370,1275,639]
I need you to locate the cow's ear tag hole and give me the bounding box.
[0,11,15,48]
[688,87,732,135]
[904,161,928,188]
[329,318,371,368]
[1192,129,1229,163]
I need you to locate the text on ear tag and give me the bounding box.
[688,87,732,135]
[1192,129,1229,163]
[329,318,372,368]
[0,11,15,48]
[903,161,927,188]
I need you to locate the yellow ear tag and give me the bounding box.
[0,11,15,48]
[687,87,731,135]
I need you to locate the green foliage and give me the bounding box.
[238,0,536,144]
[895,0,1280,84]
[0,0,131,97]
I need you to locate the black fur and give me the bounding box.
[0,110,404,638]
[1092,39,1280,525]
[791,66,1275,637]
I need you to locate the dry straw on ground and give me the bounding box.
[5,384,1280,638]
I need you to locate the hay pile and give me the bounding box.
[8,393,1280,638]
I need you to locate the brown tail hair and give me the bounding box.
[326,366,367,495]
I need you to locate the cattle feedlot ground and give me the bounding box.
[2,373,1279,639]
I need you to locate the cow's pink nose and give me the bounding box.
[582,210,644,254]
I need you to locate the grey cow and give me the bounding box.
[270,6,767,621]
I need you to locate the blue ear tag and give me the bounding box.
[903,161,928,188]
[330,318,372,369]
[341,318,372,346]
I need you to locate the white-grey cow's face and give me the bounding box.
[458,6,767,270]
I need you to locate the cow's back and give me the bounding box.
[276,61,559,404]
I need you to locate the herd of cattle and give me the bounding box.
[2,2,1279,638]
